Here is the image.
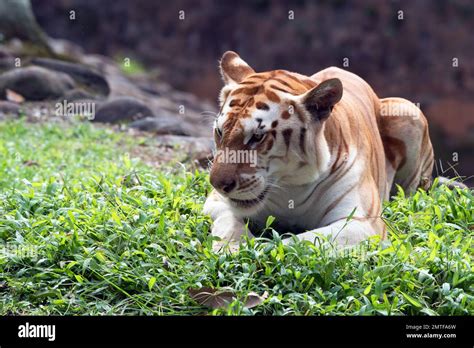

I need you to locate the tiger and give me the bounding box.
[203,51,435,252]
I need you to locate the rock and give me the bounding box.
[31,58,110,96]
[84,56,147,99]
[0,100,21,119]
[0,66,75,101]
[0,58,15,73]
[80,54,117,73]
[133,78,172,97]
[167,90,216,113]
[93,97,153,123]
[62,88,97,102]
[129,114,210,137]
[47,38,84,59]
[77,52,215,138]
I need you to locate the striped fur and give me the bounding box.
[204,51,434,252]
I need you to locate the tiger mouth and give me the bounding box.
[229,187,268,208]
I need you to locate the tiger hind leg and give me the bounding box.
[378,97,434,197]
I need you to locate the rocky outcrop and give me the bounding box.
[79,54,214,136]
[0,39,215,133]
[94,97,153,123]
[0,37,216,164]
[0,66,75,100]
[31,57,110,96]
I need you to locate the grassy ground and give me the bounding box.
[0,119,472,315]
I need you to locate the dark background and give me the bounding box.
[30,0,474,180]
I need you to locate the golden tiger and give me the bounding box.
[203,51,434,252]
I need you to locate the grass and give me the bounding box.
[115,55,147,76]
[0,119,472,315]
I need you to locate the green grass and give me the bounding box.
[115,55,146,76]
[0,119,472,315]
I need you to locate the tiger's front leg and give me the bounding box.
[282,219,381,247]
[203,190,254,252]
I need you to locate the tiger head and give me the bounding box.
[210,51,343,214]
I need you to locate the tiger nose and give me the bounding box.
[211,175,237,194]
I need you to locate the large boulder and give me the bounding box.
[31,58,110,96]
[0,66,75,100]
[93,96,154,123]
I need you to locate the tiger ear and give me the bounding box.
[219,51,255,85]
[300,78,343,121]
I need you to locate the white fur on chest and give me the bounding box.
[248,148,364,234]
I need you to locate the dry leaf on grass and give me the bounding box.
[6,89,25,104]
[243,291,269,309]
[189,287,268,309]
[189,287,235,309]
[23,160,39,167]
